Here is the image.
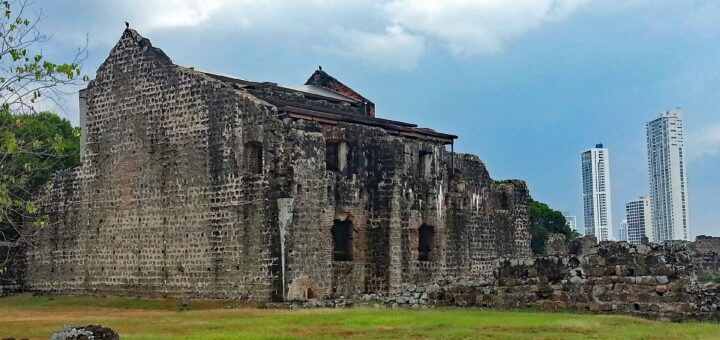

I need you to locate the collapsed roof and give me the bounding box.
[202,69,457,144]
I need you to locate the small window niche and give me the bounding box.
[499,191,511,210]
[245,142,263,174]
[326,141,347,172]
[418,224,435,262]
[331,219,353,261]
[419,151,432,178]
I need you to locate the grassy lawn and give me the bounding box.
[1,294,719,339]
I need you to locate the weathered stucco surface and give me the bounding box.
[18,29,531,301]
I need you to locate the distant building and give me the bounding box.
[582,144,613,242]
[564,214,578,234]
[647,109,690,241]
[626,196,653,244]
[618,220,628,242]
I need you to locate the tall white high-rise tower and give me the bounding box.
[618,220,628,242]
[647,108,691,241]
[626,196,653,244]
[581,144,613,241]
[563,213,578,234]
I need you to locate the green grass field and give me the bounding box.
[1,294,719,339]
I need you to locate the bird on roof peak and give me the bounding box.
[318,65,323,71]
[125,21,129,29]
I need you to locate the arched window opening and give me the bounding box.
[332,219,352,261]
[418,224,435,262]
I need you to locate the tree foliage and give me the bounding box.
[1,0,87,112]
[1,110,80,243]
[0,0,86,274]
[529,199,579,254]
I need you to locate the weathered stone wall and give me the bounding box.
[23,168,82,294]
[0,242,24,296]
[25,29,286,300]
[696,235,720,254]
[544,233,568,256]
[21,29,532,301]
[281,120,531,299]
[375,237,720,322]
[692,241,720,273]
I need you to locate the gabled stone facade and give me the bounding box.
[20,29,531,301]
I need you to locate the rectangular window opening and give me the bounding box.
[326,141,339,171]
[326,141,348,172]
[246,142,263,174]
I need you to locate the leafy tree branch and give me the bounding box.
[0,0,88,113]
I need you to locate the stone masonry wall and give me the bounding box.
[25,29,286,300]
[281,120,531,299]
[0,242,24,296]
[693,236,720,274]
[375,237,720,322]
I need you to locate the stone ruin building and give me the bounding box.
[5,29,532,301]
[2,29,720,322]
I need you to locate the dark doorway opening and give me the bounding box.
[418,224,435,261]
[332,220,352,261]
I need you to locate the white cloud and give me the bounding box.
[136,0,376,31]
[131,0,426,69]
[326,26,425,70]
[688,122,720,161]
[383,0,590,57]
[41,0,591,71]
[148,0,232,29]
[120,0,589,67]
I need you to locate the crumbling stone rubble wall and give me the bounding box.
[544,233,568,256]
[695,236,720,253]
[375,237,720,321]
[21,29,531,301]
[693,235,720,274]
[0,242,24,296]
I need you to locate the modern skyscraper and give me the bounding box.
[581,144,613,241]
[626,196,653,244]
[563,213,578,234]
[618,220,628,242]
[647,109,690,241]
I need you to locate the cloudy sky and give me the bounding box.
[33,0,720,237]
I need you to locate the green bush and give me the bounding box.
[529,199,580,254]
[697,272,720,284]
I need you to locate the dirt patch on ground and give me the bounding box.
[0,308,171,323]
[476,326,601,335]
[287,325,363,337]
[287,324,402,338]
